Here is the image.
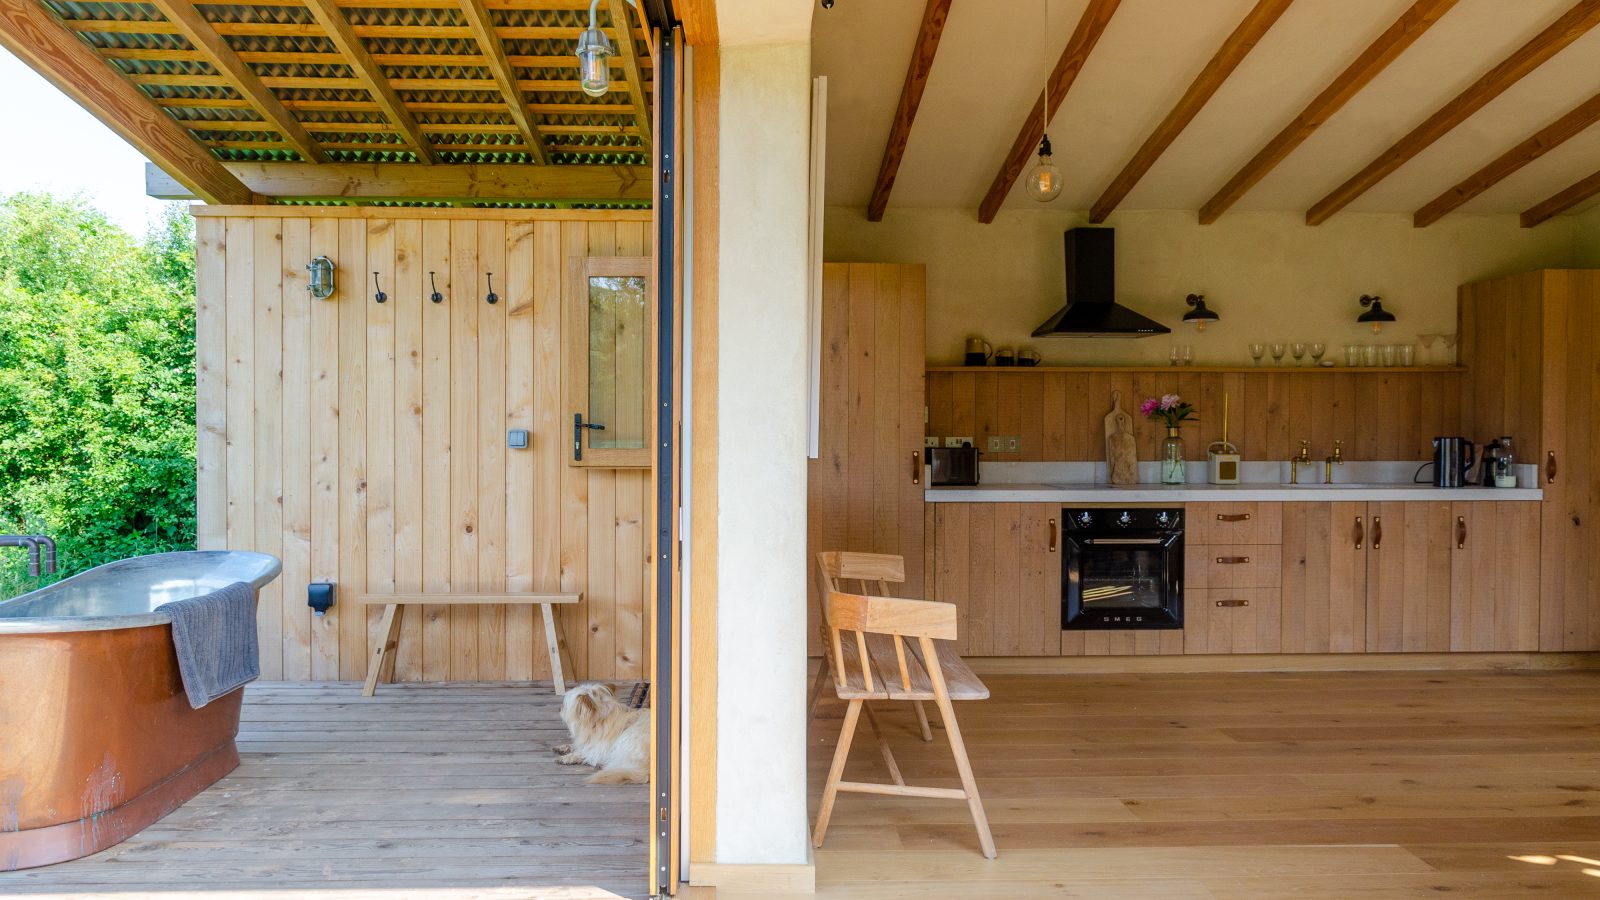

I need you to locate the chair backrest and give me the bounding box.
[824,588,957,695]
[816,551,905,605]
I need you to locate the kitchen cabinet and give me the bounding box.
[1365,501,1453,652]
[1281,502,1368,653]
[927,503,1060,656]
[807,264,927,653]
[1185,502,1285,654]
[1460,270,1600,650]
[1448,502,1541,652]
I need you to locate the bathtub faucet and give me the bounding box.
[0,535,57,577]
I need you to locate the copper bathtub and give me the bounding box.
[0,551,281,870]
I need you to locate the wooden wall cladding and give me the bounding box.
[195,211,652,682]
[926,370,1464,462]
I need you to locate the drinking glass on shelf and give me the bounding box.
[1169,345,1181,366]
[1249,343,1265,366]
[1180,344,1194,366]
[1418,333,1438,365]
[1291,342,1307,366]
[1361,344,1378,367]
[1270,343,1287,366]
[1441,333,1459,365]
[1381,344,1397,367]
[1344,345,1359,366]
[1310,343,1326,365]
[1399,344,1415,367]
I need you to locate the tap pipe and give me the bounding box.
[0,535,42,577]
[31,535,56,574]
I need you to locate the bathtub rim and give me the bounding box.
[0,550,282,634]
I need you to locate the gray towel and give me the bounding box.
[159,581,260,709]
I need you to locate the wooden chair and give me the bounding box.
[811,551,996,858]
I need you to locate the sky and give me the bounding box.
[0,50,171,235]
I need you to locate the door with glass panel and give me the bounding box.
[568,255,652,468]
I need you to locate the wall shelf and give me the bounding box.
[926,365,1467,374]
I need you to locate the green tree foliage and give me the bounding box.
[0,193,197,597]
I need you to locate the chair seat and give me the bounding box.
[832,633,988,702]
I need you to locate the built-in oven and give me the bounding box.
[1061,507,1183,630]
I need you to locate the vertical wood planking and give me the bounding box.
[477,219,509,680]
[365,218,397,682]
[898,265,927,599]
[559,221,590,679]
[584,221,616,678]
[531,221,564,679]
[391,218,425,681]
[223,218,256,573]
[279,217,312,681]
[503,221,537,680]
[195,217,227,552]
[307,217,341,681]
[448,219,480,679]
[336,218,369,680]
[252,218,284,679]
[420,218,453,681]
[613,220,648,678]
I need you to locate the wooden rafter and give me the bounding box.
[1307,0,1600,226]
[1199,0,1456,224]
[676,0,717,47]
[977,0,1120,224]
[302,0,439,164]
[1521,169,1600,227]
[1089,0,1293,224]
[0,0,252,204]
[607,0,652,149]
[146,0,327,163]
[457,0,550,164]
[145,161,650,202]
[1414,91,1600,227]
[866,0,952,222]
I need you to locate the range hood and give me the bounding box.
[1032,228,1170,338]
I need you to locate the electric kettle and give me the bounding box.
[1430,436,1476,488]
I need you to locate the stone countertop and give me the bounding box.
[926,482,1543,503]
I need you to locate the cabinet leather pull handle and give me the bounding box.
[1048,518,1057,553]
[1457,515,1467,550]
[1354,516,1364,551]
[1547,450,1557,485]
[911,450,920,486]
[1372,516,1383,551]
[1215,599,1249,608]
[1215,556,1250,565]
[1216,513,1251,522]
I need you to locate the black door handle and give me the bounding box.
[573,412,606,461]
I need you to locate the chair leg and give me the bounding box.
[807,656,831,721]
[932,694,997,859]
[912,699,934,742]
[812,698,862,849]
[860,702,904,786]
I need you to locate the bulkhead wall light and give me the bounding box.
[576,0,643,97]
[1182,293,1219,331]
[307,256,335,299]
[1357,294,1396,334]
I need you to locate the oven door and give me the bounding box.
[1062,530,1184,629]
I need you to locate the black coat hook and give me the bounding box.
[428,271,444,304]
[485,272,499,305]
[372,272,387,304]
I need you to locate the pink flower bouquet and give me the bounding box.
[1139,393,1197,428]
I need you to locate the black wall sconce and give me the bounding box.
[429,271,444,304]
[372,272,387,304]
[307,256,335,299]
[1358,294,1396,333]
[485,272,499,305]
[1182,293,1219,332]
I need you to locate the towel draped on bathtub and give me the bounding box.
[158,581,260,708]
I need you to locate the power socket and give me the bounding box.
[945,436,973,448]
[923,436,940,448]
[988,435,1020,452]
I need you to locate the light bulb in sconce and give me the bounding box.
[1027,135,1063,202]
[1357,293,1396,334]
[1182,293,1219,332]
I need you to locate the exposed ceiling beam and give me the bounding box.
[1089,0,1293,224]
[302,0,439,164]
[1414,90,1600,227]
[1199,0,1457,224]
[866,0,951,223]
[608,0,653,149]
[146,161,650,202]
[0,0,253,205]
[1521,168,1600,227]
[977,0,1120,224]
[457,0,551,164]
[145,0,327,163]
[1306,0,1600,226]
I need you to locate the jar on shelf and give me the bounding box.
[1161,427,1186,485]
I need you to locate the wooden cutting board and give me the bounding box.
[1105,391,1138,485]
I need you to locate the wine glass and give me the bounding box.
[1310,342,1326,365]
[1441,333,1459,365]
[1418,333,1438,365]
[1249,343,1265,366]
[1169,345,1181,366]
[1180,345,1194,366]
[1291,342,1307,367]
[1270,343,1286,366]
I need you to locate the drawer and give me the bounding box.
[1186,544,1282,590]
[1185,503,1282,545]
[1184,588,1282,654]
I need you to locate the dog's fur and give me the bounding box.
[554,682,648,784]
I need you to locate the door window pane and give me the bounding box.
[588,274,648,450]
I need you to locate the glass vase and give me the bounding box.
[1161,427,1186,485]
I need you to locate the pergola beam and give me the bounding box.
[1199,0,1456,224]
[302,0,439,163]
[1089,0,1293,224]
[977,0,1120,224]
[146,161,650,202]
[0,0,253,204]
[146,0,327,163]
[1307,0,1600,225]
[866,0,952,223]
[457,0,551,164]
[608,0,653,149]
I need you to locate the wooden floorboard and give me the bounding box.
[755,669,1600,899]
[0,681,647,899]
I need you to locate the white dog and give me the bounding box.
[554,682,648,784]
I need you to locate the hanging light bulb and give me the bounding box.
[575,0,615,97]
[1027,134,1063,202]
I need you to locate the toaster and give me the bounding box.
[928,446,980,486]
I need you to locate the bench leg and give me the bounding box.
[861,702,904,786]
[912,699,934,742]
[812,698,861,850]
[541,603,567,695]
[932,692,997,859]
[362,604,403,698]
[807,656,831,721]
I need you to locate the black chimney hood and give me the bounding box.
[1032,228,1170,338]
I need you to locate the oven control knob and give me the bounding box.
[1117,511,1133,528]
[1076,511,1093,527]
[1156,511,1172,527]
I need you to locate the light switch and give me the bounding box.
[507,429,529,449]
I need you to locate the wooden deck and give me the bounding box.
[771,668,1600,899]
[0,682,647,899]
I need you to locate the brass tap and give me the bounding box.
[1325,440,1344,484]
[1290,440,1312,485]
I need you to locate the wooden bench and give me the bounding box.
[354,592,580,697]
